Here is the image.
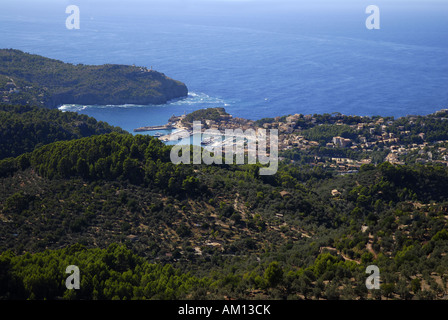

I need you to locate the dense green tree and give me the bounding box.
[264,262,283,288]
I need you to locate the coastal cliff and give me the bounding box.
[0,49,188,108]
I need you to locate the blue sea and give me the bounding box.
[1,0,448,134]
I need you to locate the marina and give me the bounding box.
[133,124,174,132]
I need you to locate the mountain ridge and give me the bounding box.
[0,49,188,108]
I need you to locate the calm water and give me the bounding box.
[1,1,448,134]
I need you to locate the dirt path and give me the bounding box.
[366,242,378,259]
[319,246,361,265]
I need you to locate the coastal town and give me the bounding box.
[135,107,448,174]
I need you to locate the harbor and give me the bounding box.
[133,110,260,148]
[133,114,185,133]
[133,124,174,132]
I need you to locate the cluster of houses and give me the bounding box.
[160,108,448,172]
[1,78,19,103]
[272,112,448,171]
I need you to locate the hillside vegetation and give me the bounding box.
[0,49,188,108]
[1,107,448,299]
[0,104,126,160]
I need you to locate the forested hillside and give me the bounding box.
[0,105,126,160]
[0,49,188,108]
[1,120,447,300]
